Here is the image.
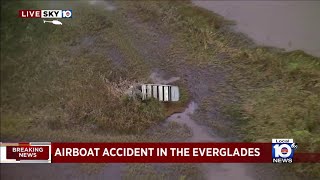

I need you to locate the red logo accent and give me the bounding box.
[281,148,288,153]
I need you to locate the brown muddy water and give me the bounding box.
[193,0,320,57]
[166,102,254,180]
[152,71,256,180]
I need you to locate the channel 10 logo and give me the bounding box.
[272,139,298,163]
[62,10,72,18]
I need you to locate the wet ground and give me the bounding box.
[154,71,256,180]
[125,2,302,177]
[130,4,265,175]
[167,101,254,180]
[193,0,320,57]
[1,1,305,180]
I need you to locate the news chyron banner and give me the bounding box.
[1,140,319,163]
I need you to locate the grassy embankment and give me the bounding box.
[1,1,158,141]
[0,0,191,140]
[1,1,201,178]
[123,0,320,177]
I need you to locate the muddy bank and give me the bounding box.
[167,102,253,180]
[193,0,320,57]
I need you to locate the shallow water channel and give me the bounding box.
[193,0,320,57]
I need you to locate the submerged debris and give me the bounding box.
[126,84,180,102]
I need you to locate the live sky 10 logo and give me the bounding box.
[272,139,298,163]
[18,10,72,19]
